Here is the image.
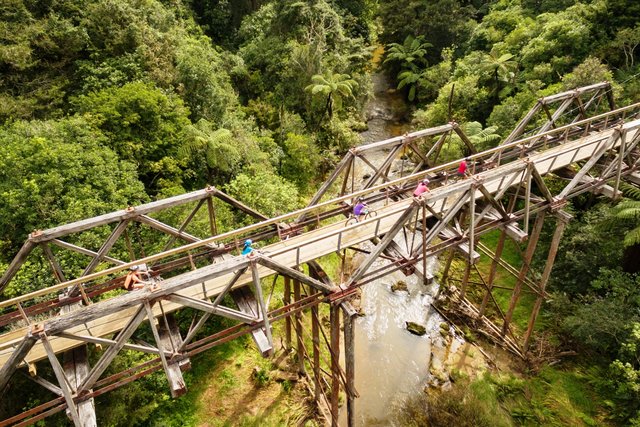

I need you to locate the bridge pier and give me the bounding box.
[438,209,573,356]
[63,345,96,427]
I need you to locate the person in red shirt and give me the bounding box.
[457,158,470,177]
[413,179,430,197]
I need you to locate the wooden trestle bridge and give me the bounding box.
[1,82,640,426]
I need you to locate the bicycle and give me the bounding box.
[345,209,377,226]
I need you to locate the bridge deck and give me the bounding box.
[0,123,637,369]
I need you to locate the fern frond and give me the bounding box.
[623,226,640,247]
[620,183,640,201]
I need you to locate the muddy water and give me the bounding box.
[338,59,447,425]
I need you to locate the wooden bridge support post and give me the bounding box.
[342,303,357,427]
[329,304,341,427]
[284,276,291,349]
[293,279,305,375]
[250,262,273,357]
[421,202,428,286]
[306,265,323,403]
[311,302,321,403]
[522,212,570,352]
[478,229,507,319]
[502,212,546,335]
[63,345,97,427]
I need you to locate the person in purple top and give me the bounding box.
[353,198,369,220]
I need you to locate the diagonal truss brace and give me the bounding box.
[346,200,420,286]
[167,293,257,323]
[77,305,148,392]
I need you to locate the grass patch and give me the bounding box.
[402,367,611,427]
[475,230,538,333]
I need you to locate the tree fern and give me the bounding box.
[621,183,640,201]
[305,70,357,118]
[611,199,640,246]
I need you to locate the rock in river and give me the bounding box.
[391,280,408,293]
[406,321,427,336]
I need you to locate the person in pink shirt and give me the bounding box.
[413,179,430,197]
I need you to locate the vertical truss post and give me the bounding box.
[63,345,96,426]
[329,304,341,427]
[421,202,428,285]
[502,212,546,335]
[478,229,507,319]
[523,213,570,352]
[144,301,186,398]
[341,303,357,427]
[524,163,532,235]
[293,279,305,375]
[206,196,217,236]
[250,261,273,357]
[468,182,477,265]
[311,302,321,402]
[284,276,291,349]
[614,130,627,199]
[307,265,323,403]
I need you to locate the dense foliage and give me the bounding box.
[1,0,639,425]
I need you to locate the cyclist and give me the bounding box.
[353,199,369,221]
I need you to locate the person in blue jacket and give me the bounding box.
[241,239,254,256]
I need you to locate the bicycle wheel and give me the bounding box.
[364,210,377,220]
[345,216,358,226]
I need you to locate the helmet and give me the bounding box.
[244,239,253,246]
[129,265,139,271]
[422,178,430,184]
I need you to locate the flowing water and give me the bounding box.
[338,57,451,425]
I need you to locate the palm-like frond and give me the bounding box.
[612,199,640,246]
[450,121,503,150]
[306,69,357,117]
[621,183,640,200]
[624,226,640,246]
[383,35,431,69]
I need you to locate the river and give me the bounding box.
[338,53,451,425]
